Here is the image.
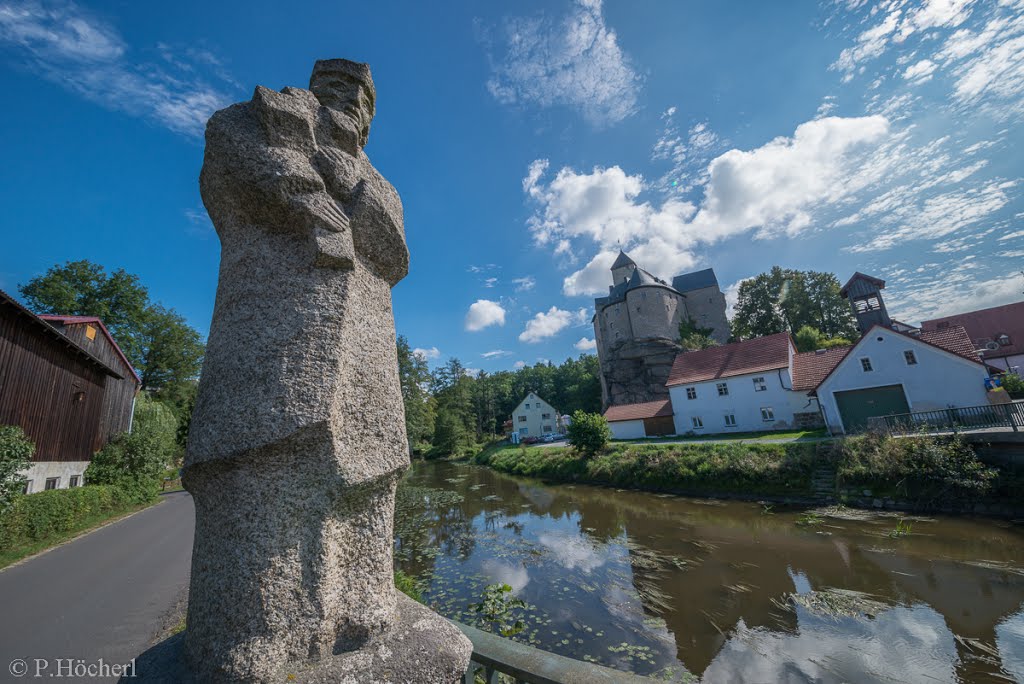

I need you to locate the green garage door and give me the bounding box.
[834,384,910,433]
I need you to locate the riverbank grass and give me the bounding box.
[615,428,828,444]
[474,441,818,497]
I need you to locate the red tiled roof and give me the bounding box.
[603,399,673,422]
[917,326,979,362]
[791,346,852,391]
[920,301,1024,360]
[666,332,792,386]
[38,314,141,383]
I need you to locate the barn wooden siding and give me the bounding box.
[47,321,138,442]
[0,294,123,463]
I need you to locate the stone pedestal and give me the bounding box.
[129,593,472,683]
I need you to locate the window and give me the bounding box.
[641,292,647,299]
[691,416,703,429]
[753,377,766,392]
[724,414,737,427]
[519,427,528,436]
[45,477,59,491]
[542,413,551,419]
[518,416,527,423]
[69,475,81,488]
[761,407,775,421]
[903,350,917,365]
[717,382,729,396]
[686,387,697,400]
[543,425,553,433]
[860,358,873,372]
[636,307,641,313]
[23,480,32,495]
[998,334,1011,346]
[853,296,881,313]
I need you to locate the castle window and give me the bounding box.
[716,382,729,396]
[691,416,703,429]
[761,407,775,421]
[753,377,766,392]
[636,307,641,313]
[860,358,873,372]
[724,414,737,427]
[903,350,917,365]
[686,387,697,400]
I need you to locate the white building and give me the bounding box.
[665,333,824,436]
[510,392,560,439]
[812,325,993,434]
[603,399,674,439]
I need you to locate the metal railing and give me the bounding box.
[454,621,653,683]
[866,402,1024,435]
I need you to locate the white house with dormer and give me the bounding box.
[510,392,560,440]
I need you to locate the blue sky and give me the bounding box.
[1,0,1022,374]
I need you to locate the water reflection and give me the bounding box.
[395,460,1024,682]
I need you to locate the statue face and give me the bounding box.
[311,72,374,144]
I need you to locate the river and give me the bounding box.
[394,459,1024,682]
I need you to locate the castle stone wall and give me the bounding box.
[681,285,731,343]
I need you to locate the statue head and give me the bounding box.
[310,59,376,148]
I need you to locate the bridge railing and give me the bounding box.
[453,620,654,684]
[866,402,1023,436]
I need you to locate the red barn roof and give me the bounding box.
[791,346,853,391]
[920,301,1024,361]
[667,332,792,387]
[604,399,673,422]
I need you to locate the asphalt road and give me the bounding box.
[0,491,193,683]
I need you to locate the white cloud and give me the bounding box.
[574,337,596,351]
[513,360,526,369]
[483,0,640,125]
[465,299,506,331]
[903,58,938,82]
[483,277,498,288]
[519,306,582,343]
[893,270,1024,323]
[512,276,536,291]
[0,1,234,136]
[481,349,511,358]
[527,115,891,296]
[999,230,1024,241]
[412,347,441,361]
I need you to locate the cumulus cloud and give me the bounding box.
[512,276,536,291]
[526,115,891,295]
[513,360,526,369]
[412,346,441,361]
[0,1,235,136]
[574,337,596,351]
[482,0,641,125]
[465,299,506,331]
[519,306,586,342]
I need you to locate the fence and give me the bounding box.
[866,402,1024,435]
[454,621,653,683]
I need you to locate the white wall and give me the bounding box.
[19,461,90,493]
[511,392,559,438]
[609,419,647,440]
[669,369,818,435]
[817,327,992,433]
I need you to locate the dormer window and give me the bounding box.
[998,334,1012,346]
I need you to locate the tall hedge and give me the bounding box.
[0,485,136,551]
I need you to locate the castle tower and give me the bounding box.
[610,250,637,286]
[840,272,891,335]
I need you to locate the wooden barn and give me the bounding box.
[0,290,140,493]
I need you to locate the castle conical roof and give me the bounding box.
[611,250,636,270]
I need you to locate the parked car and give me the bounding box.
[540,433,558,443]
[522,436,540,445]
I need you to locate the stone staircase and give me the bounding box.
[809,444,837,503]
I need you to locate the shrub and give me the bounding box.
[1002,373,1024,396]
[0,426,33,514]
[431,411,468,457]
[0,484,135,551]
[87,394,177,503]
[393,569,422,602]
[837,434,996,498]
[567,410,611,456]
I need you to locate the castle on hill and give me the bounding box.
[593,251,730,407]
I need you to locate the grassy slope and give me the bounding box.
[474,441,819,498]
